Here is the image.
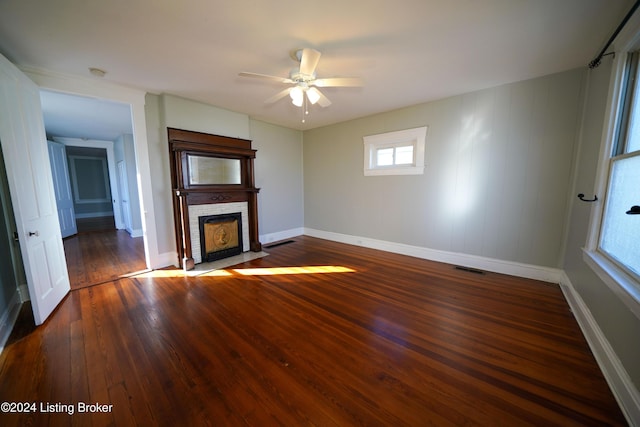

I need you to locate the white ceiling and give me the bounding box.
[0,0,635,137]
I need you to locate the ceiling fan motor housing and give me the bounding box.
[289,69,316,84]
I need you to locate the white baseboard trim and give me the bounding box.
[260,228,304,245]
[559,272,639,426]
[0,290,23,355]
[151,251,179,269]
[74,212,114,219]
[303,228,564,283]
[128,228,143,238]
[18,284,29,302]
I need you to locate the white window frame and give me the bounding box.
[363,126,427,176]
[584,14,640,319]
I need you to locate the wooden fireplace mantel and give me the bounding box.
[168,128,261,270]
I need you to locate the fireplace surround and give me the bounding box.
[168,128,261,270]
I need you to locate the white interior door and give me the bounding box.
[0,54,70,325]
[118,160,132,233]
[48,140,77,238]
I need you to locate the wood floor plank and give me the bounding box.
[0,236,627,426]
[70,319,92,427]
[78,289,115,427]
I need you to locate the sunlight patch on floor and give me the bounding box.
[231,266,356,276]
[133,269,192,278]
[133,269,234,278]
[196,269,234,277]
[187,251,270,276]
[130,264,355,278]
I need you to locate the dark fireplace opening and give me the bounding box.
[198,212,243,263]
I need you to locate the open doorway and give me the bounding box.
[40,90,148,289]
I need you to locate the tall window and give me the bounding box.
[599,51,640,282]
[585,45,640,315]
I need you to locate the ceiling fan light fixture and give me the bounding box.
[306,87,321,105]
[239,47,362,116]
[290,86,303,107]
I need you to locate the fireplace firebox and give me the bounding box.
[199,213,243,262]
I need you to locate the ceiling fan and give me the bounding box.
[238,48,362,114]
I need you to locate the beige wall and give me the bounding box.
[303,68,584,268]
[250,120,304,241]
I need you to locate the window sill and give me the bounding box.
[582,248,640,319]
[364,166,424,176]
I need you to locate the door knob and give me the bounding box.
[28,231,39,237]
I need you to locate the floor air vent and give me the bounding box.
[264,240,296,249]
[454,265,485,275]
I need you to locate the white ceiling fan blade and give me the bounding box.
[239,72,293,84]
[264,88,292,104]
[313,77,363,87]
[299,48,321,76]
[314,88,332,107]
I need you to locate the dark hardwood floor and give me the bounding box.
[0,236,626,426]
[63,229,147,289]
[75,216,116,233]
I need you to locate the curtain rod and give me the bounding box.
[589,0,640,69]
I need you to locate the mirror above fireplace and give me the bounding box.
[187,155,241,186]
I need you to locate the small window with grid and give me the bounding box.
[363,127,427,176]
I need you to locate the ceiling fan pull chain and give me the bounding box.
[301,97,306,123]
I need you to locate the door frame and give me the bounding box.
[117,160,133,233]
[23,67,161,270]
